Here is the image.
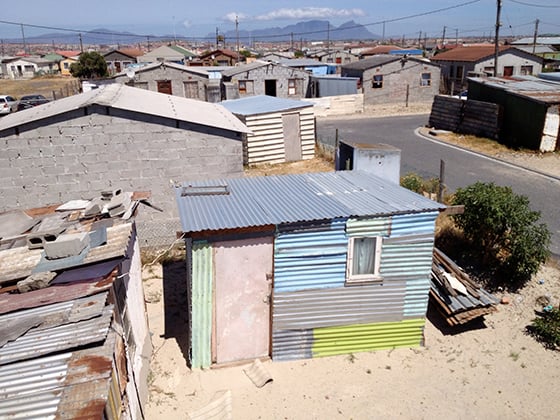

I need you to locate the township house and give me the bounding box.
[0,83,250,248]
[341,55,441,106]
[221,61,312,100]
[431,45,544,93]
[113,61,212,101]
[0,194,151,418]
[103,48,144,75]
[175,169,445,368]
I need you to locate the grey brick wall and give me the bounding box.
[226,65,311,99]
[0,107,244,247]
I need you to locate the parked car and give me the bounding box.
[17,94,50,111]
[0,95,18,115]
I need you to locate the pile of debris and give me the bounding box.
[430,247,499,325]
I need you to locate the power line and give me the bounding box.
[507,0,560,8]
[0,1,483,43]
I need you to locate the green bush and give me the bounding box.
[452,182,550,285]
[400,173,424,194]
[529,308,560,350]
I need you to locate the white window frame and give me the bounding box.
[288,78,297,95]
[346,236,383,285]
[421,72,431,87]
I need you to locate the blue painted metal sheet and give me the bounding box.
[346,216,390,237]
[274,219,347,292]
[390,212,439,237]
[190,242,213,369]
[221,95,313,116]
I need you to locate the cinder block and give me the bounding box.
[17,271,57,293]
[44,231,90,259]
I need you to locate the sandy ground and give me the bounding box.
[142,107,560,419]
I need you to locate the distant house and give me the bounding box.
[0,199,151,418]
[137,45,187,64]
[221,95,315,164]
[113,61,212,101]
[360,45,404,58]
[309,50,359,65]
[0,84,250,247]
[174,170,445,368]
[221,61,312,100]
[431,45,544,93]
[4,56,59,79]
[103,48,143,75]
[261,51,295,62]
[341,55,441,106]
[278,58,334,75]
[190,49,239,66]
[60,56,79,76]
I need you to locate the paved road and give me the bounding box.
[316,114,560,256]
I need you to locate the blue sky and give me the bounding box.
[1,0,559,41]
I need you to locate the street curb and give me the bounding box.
[414,127,560,183]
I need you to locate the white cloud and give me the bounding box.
[253,7,366,21]
[182,19,192,28]
[222,12,249,23]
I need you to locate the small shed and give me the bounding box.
[174,171,445,368]
[221,95,315,164]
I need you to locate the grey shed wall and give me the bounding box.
[0,106,243,247]
[114,66,208,101]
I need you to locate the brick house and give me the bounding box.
[103,48,143,75]
[221,61,312,100]
[341,55,441,106]
[0,84,250,247]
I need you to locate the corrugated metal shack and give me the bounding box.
[174,171,445,368]
[468,75,560,151]
[221,95,315,165]
[0,193,152,419]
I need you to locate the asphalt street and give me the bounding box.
[316,114,560,256]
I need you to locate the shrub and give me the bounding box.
[452,182,550,286]
[400,173,424,194]
[528,308,560,350]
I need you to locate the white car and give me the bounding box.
[0,95,18,115]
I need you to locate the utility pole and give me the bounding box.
[20,23,27,55]
[441,26,446,46]
[455,28,458,46]
[327,22,330,54]
[147,36,151,51]
[290,32,294,51]
[1,40,5,56]
[494,0,502,76]
[382,21,386,43]
[216,27,219,49]
[532,19,540,54]
[79,33,84,54]
[418,31,422,48]
[235,15,240,64]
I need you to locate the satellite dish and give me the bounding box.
[125,68,136,79]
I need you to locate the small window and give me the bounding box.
[372,74,383,89]
[520,65,533,76]
[238,80,247,93]
[421,72,431,86]
[288,78,297,95]
[346,236,383,285]
[455,66,464,80]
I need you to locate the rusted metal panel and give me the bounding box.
[190,242,213,368]
[274,219,347,292]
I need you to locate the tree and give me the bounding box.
[70,52,109,79]
[452,182,550,285]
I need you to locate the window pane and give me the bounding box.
[352,237,376,275]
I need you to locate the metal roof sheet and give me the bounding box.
[221,95,313,116]
[175,171,445,233]
[113,60,209,78]
[430,46,530,62]
[0,83,250,134]
[341,55,406,71]
[221,61,270,77]
[469,75,560,104]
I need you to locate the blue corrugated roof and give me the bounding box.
[175,171,445,233]
[221,95,313,116]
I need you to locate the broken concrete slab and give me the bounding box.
[0,210,38,240]
[17,271,57,293]
[44,232,90,260]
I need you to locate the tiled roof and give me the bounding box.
[361,45,403,55]
[431,45,513,62]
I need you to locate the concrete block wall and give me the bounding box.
[227,64,311,99]
[362,60,441,106]
[0,106,244,247]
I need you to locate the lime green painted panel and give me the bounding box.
[312,319,425,357]
[191,242,213,368]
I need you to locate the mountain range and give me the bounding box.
[5,20,378,47]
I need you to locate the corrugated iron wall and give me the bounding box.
[244,108,315,165]
[272,212,438,361]
[190,242,213,369]
[274,219,347,292]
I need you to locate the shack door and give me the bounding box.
[283,113,302,162]
[157,80,172,94]
[213,237,273,364]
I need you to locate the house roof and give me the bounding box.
[0,84,250,135]
[278,58,326,67]
[512,36,560,46]
[221,95,313,116]
[175,170,445,233]
[431,45,531,62]
[221,60,269,77]
[138,45,185,61]
[104,48,144,59]
[469,75,560,105]
[341,55,433,71]
[113,61,209,78]
[0,197,141,419]
[361,45,403,55]
[56,50,81,58]
[198,49,238,59]
[169,45,196,57]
